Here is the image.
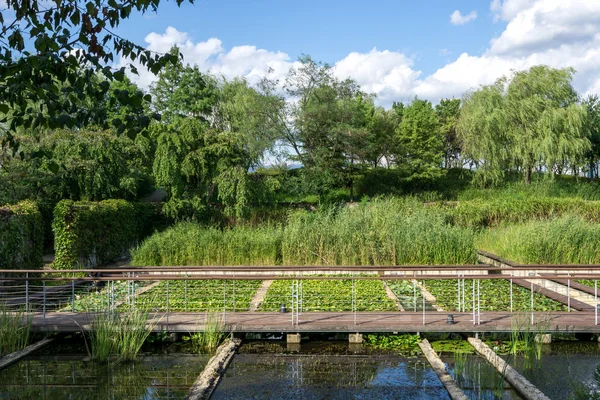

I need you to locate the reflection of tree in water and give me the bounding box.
[449,354,511,400]
[572,365,600,400]
[0,355,207,399]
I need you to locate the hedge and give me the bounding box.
[0,201,44,269]
[52,200,168,269]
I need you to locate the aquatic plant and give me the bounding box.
[477,215,600,264]
[0,305,32,356]
[184,312,226,354]
[87,309,156,362]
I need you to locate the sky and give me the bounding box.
[113,0,600,107]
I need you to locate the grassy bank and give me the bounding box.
[132,197,477,266]
[477,215,600,264]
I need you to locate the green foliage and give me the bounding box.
[458,66,588,184]
[260,277,397,312]
[152,118,254,220]
[1,0,191,140]
[133,197,476,267]
[149,47,219,124]
[435,98,461,168]
[183,313,227,354]
[423,279,566,312]
[443,196,600,228]
[88,309,154,362]
[363,333,421,352]
[477,215,600,264]
[0,305,32,356]
[52,199,164,269]
[131,222,282,266]
[396,98,444,179]
[282,197,476,265]
[0,201,43,269]
[132,280,262,311]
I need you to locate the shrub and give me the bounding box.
[0,201,43,269]
[52,200,167,269]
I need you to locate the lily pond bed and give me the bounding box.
[1,333,599,399]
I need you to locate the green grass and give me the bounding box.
[0,305,32,356]
[477,215,600,264]
[422,279,566,312]
[131,222,282,266]
[183,312,227,354]
[259,276,396,312]
[133,197,477,267]
[87,309,155,362]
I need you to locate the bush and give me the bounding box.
[0,201,43,269]
[52,200,167,269]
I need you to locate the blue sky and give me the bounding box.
[120,0,501,75]
[113,0,600,107]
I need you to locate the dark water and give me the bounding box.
[0,353,209,399]
[507,341,600,400]
[212,354,450,400]
[442,353,523,400]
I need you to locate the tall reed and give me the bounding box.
[131,222,282,266]
[88,309,155,362]
[0,305,32,356]
[281,197,476,265]
[477,215,600,264]
[132,197,477,267]
[186,312,226,354]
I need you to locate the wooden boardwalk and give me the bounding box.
[30,311,600,333]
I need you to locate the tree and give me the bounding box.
[149,47,218,124]
[435,98,461,168]
[458,66,589,184]
[1,0,191,146]
[583,95,600,178]
[152,119,251,220]
[395,98,444,179]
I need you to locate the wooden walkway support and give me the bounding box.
[418,339,468,400]
[468,337,550,400]
[186,338,241,400]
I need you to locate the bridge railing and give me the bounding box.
[2,264,600,329]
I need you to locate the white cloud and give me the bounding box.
[121,1,600,107]
[450,10,478,25]
[333,49,421,106]
[121,26,293,89]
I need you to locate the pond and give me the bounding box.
[0,348,209,399]
[507,340,600,400]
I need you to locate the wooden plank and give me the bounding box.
[26,311,600,333]
[419,339,468,400]
[511,278,594,311]
[0,337,54,371]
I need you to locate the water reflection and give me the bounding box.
[0,354,208,399]
[213,354,450,400]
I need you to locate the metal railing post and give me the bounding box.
[530,281,534,326]
[71,273,75,312]
[596,280,598,326]
[567,276,571,312]
[42,280,46,328]
[25,273,29,313]
[510,276,513,313]
[166,280,170,329]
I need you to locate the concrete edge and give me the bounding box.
[418,339,469,400]
[185,337,241,400]
[467,337,551,400]
[0,337,54,371]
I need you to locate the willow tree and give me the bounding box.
[458,66,588,184]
